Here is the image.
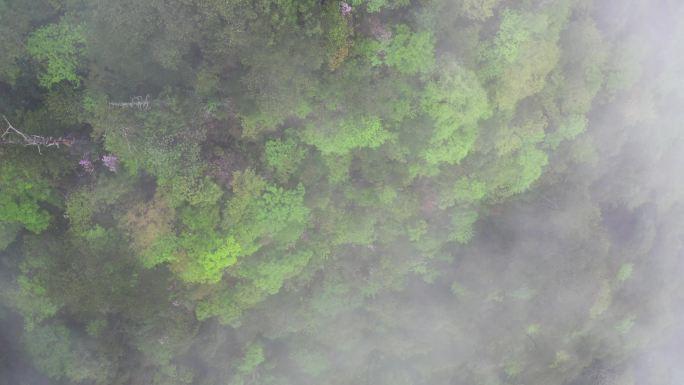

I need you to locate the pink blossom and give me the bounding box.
[79,158,94,174]
[340,2,352,16]
[101,154,119,173]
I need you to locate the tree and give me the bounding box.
[26,20,86,88]
[0,161,54,233]
[460,0,500,20]
[349,0,410,13]
[264,135,308,183]
[1,1,678,385]
[23,323,73,380]
[382,25,435,75]
[237,30,323,138]
[484,146,549,199]
[225,172,310,255]
[355,24,435,76]
[0,222,20,251]
[479,9,565,111]
[417,62,491,167]
[301,114,392,155]
[233,247,314,295]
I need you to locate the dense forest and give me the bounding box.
[1,0,683,384]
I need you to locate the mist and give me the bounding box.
[1,0,683,384]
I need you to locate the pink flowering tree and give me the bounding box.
[340,2,352,16]
[79,158,94,174]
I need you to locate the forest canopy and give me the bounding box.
[1,0,683,385]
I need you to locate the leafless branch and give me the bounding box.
[1,115,74,154]
[109,95,151,111]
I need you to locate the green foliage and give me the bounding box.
[235,248,313,295]
[24,324,73,379]
[86,319,108,337]
[64,174,133,235]
[460,0,500,20]
[194,289,240,324]
[264,136,307,183]
[240,112,288,140]
[322,153,352,184]
[544,114,587,149]
[0,0,26,83]
[419,63,491,166]
[236,342,265,374]
[383,25,435,75]
[23,320,114,384]
[438,177,487,209]
[225,341,267,385]
[350,0,410,13]
[26,20,86,88]
[554,18,608,116]
[356,25,435,75]
[301,115,392,155]
[120,192,177,268]
[0,222,20,251]
[224,170,266,228]
[494,37,559,111]
[323,1,353,71]
[98,94,220,207]
[314,57,419,126]
[13,225,140,328]
[225,170,310,256]
[169,176,224,207]
[483,146,549,199]
[131,307,198,384]
[14,274,62,329]
[253,184,310,237]
[450,209,478,244]
[589,281,612,319]
[617,263,634,282]
[0,2,673,385]
[139,234,178,268]
[291,348,330,377]
[615,316,635,334]
[64,191,96,234]
[172,205,242,284]
[238,31,322,138]
[324,208,377,246]
[479,10,550,80]
[513,147,549,194]
[492,110,547,156]
[407,219,428,242]
[310,277,363,317]
[176,234,242,284]
[46,86,86,126]
[604,36,644,95]
[0,163,53,233]
[478,9,564,110]
[450,281,467,297]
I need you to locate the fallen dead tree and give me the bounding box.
[1,115,75,154]
[108,95,151,111]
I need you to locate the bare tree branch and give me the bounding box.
[1,115,75,154]
[109,95,151,111]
